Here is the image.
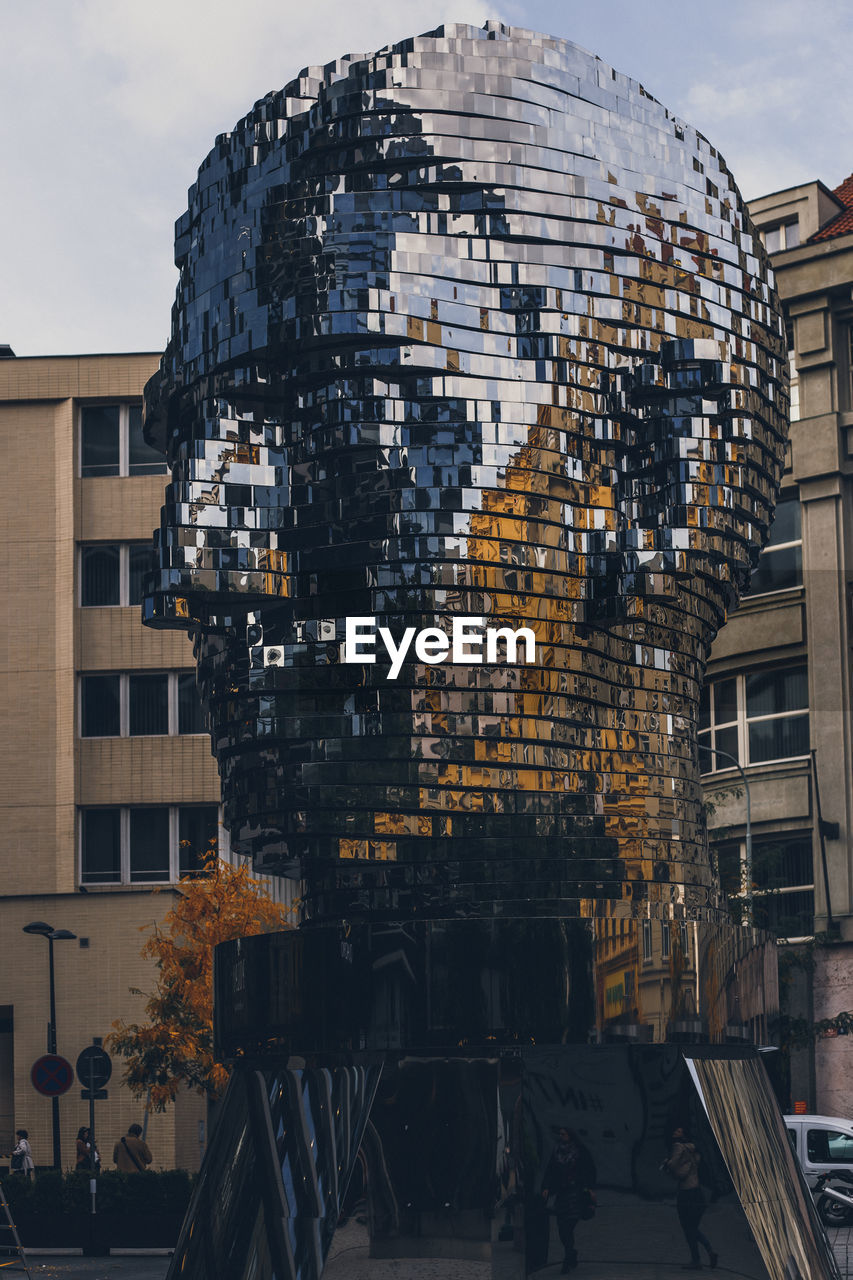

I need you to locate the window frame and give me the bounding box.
[713,833,815,943]
[807,1128,853,1165]
[762,220,800,254]
[746,491,802,599]
[79,542,156,608]
[79,402,167,479]
[699,666,810,773]
[79,804,224,885]
[786,323,800,424]
[79,671,205,738]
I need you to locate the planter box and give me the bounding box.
[14,1210,183,1252]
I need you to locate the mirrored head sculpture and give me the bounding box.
[142,23,834,1280]
[145,20,786,930]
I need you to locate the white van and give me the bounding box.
[784,1114,853,1187]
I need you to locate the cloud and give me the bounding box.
[3,1,513,354]
[73,0,509,139]
[682,30,853,199]
[3,0,852,353]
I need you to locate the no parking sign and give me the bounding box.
[30,1054,74,1097]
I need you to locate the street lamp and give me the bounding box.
[22,921,76,1170]
[697,744,753,924]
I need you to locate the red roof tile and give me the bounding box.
[811,174,853,242]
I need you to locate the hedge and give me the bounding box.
[3,1168,194,1215]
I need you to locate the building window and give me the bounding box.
[787,323,800,423]
[747,668,809,762]
[747,492,802,596]
[698,675,740,769]
[128,545,155,605]
[130,807,171,881]
[79,671,205,738]
[80,543,156,607]
[699,666,809,771]
[715,840,744,897]
[178,674,206,735]
[80,544,121,606]
[80,675,121,737]
[128,674,169,736]
[80,809,121,883]
[713,835,814,941]
[762,220,800,254]
[80,404,166,477]
[80,805,220,884]
[179,806,219,875]
[642,919,653,962]
[661,922,671,960]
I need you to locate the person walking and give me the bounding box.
[662,1126,718,1270]
[113,1124,152,1173]
[75,1125,100,1171]
[9,1129,34,1180]
[540,1127,596,1274]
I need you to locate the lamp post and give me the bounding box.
[22,922,76,1170]
[697,743,753,923]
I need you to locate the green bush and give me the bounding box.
[3,1168,194,1216]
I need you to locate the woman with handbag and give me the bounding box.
[9,1129,34,1179]
[75,1125,100,1172]
[541,1127,597,1274]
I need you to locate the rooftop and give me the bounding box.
[812,173,853,242]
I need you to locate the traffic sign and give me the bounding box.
[76,1046,112,1090]
[31,1054,74,1097]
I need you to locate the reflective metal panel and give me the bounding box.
[213,918,779,1056]
[168,1063,381,1280]
[168,1050,836,1279]
[688,1054,840,1280]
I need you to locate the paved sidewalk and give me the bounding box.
[832,1224,853,1277]
[1,1258,171,1279]
[3,1222,850,1279]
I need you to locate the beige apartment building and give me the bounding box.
[0,351,222,1171]
[703,175,853,1114]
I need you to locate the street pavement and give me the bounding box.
[1,1257,171,1280]
[833,1225,853,1277]
[6,1225,853,1278]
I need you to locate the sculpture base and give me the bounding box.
[167,1044,837,1280]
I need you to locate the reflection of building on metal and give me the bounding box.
[141,22,835,1280]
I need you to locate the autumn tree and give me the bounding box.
[107,853,294,1110]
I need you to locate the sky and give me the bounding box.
[4,0,852,357]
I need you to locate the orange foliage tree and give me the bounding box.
[107,853,294,1110]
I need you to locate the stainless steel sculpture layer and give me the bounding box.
[143,23,836,1279]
